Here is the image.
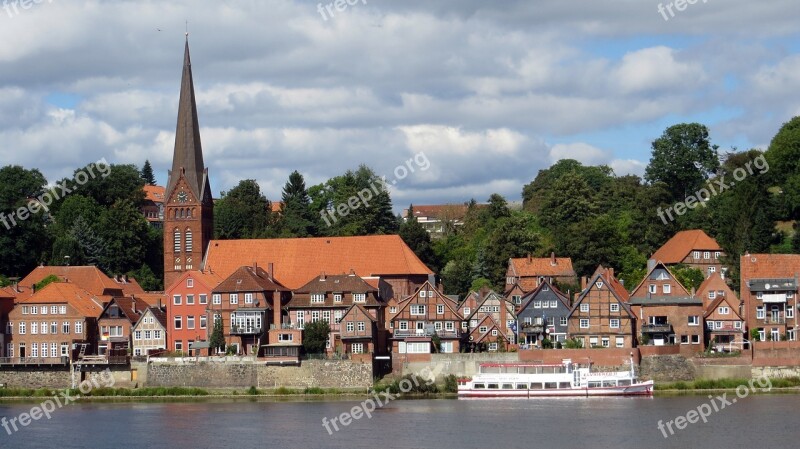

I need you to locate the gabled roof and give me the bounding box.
[18,282,104,317]
[0,286,15,299]
[17,266,132,299]
[518,280,569,313]
[166,270,224,292]
[403,204,470,221]
[341,303,377,322]
[696,272,739,310]
[470,315,510,343]
[704,294,743,320]
[651,229,722,264]
[134,306,168,329]
[131,292,167,308]
[203,235,433,290]
[393,281,461,320]
[144,185,165,203]
[213,265,289,294]
[465,289,516,321]
[628,261,693,302]
[99,297,144,324]
[508,256,576,278]
[571,270,633,317]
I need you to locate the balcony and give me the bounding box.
[393,329,460,339]
[707,322,743,332]
[270,323,299,330]
[761,316,786,325]
[642,323,673,333]
[520,323,545,333]
[230,325,263,335]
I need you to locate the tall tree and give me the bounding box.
[399,205,438,271]
[644,123,720,202]
[140,160,157,186]
[278,170,317,237]
[214,180,272,239]
[483,213,540,289]
[0,165,50,276]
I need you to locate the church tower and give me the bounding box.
[163,36,213,289]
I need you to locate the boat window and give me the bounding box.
[502,383,514,390]
[487,383,499,389]
[559,382,571,389]
[474,383,485,389]
[530,383,543,390]
[516,383,528,390]
[618,380,631,386]
[588,381,602,388]
[603,381,616,387]
[544,382,558,389]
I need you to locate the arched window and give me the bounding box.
[185,228,193,253]
[173,229,181,252]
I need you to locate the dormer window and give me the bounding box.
[311,294,325,304]
[353,293,366,303]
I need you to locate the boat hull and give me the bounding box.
[458,381,654,398]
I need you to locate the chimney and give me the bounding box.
[581,276,587,290]
[691,287,696,298]
[157,297,162,309]
[527,253,532,263]
[267,263,274,280]
[320,271,326,281]
[273,298,282,331]
[254,261,258,272]
[647,259,656,271]
[550,252,556,266]
[123,274,128,283]
[500,300,508,335]
[131,296,137,313]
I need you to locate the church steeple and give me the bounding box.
[167,35,207,200]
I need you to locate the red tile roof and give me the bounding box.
[295,272,377,294]
[131,292,167,308]
[100,297,145,324]
[651,230,722,264]
[509,256,576,278]
[203,235,433,289]
[696,272,739,311]
[165,270,224,292]
[739,254,800,295]
[16,266,129,300]
[213,265,289,294]
[18,282,104,317]
[0,286,15,299]
[144,185,165,203]
[403,204,471,221]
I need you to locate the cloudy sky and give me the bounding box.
[1,0,798,208]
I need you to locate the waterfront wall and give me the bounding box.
[0,366,134,389]
[639,355,696,382]
[146,359,372,389]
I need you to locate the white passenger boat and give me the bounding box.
[457,358,653,398]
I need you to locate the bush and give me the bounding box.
[247,386,260,395]
[443,375,458,393]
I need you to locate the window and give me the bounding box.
[463,307,470,316]
[595,281,604,289]
[709,291,717,300]
[185,229,193,252]
[693,251,700,260]
[680,335,689,344]
[663,284,671,294]
[589,337,598,347]
[229,294,238,305]
[787,307,795,319]
[18,322,25,335]
[311,294,325,304]
[703,251,710,259]
[333,294,342,303]
[173,295,181,305]
[31,322,38,335]
[479,326,488,333]
[691,334,700,344]
[756,306,765,319]
[610,319,620,329]
[734,322,742,330]
[649,284,657,294]
[31,343,38,358]
[353,293,366,303]
[175,341,183,352]
[560,317,567,326]
[241,293,251,304]
[719,306,730,315]
[601,337,610,348]
[610,304,619,312]
[51,322,57,334]
[135,331,142,340]
[322,311,331,323]
[525,317,532,325]
[399,321,408,331]
[550,300,557,308]
[390,306,398,314]
[60,306,66,315]
[199,294,207,305]
[580,303,589,313]
[200,315,207,329]
[278,333,293,342]
[410,305,426,315]
[405,342,430,354]
[22,306,29,315]
[420,291,427,298]
[358,322,366,332]
[154,330,162,339]
[346,322,354,332]
[39,306,46,315]
[50,306,58,314]
[187,278,194,288]
[461,322,468,330]
[714,251,721,259]
[5,321,10,335]
[756,292,763,300]
[334,310,343,323]
[437,304,444,314]
[60,343,68,357]
[296,311,305,329]
[616,336,624,348]
[311,311,320,323]
[488,343,498,351]
[534,301,542,308]
[542,301,549,309]
[580,319,589,329]
[174,229,181,252]
[186,294,194,305]
[445,321,454,331]
[212,294,221,305]
[688,316,699,326]
[708,266,716,275]
[31,306,36,315]
[5,343,11,358]
[174,316,182,329]
[40,321,47,335]
[75,321,83,334]
[512,295,521,304]
[134,348,142,356]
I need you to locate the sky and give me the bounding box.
[0,0,799,209]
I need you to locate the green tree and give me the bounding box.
[303,321,331,355]
[96,199,152,274]
[214,180,272,239]
[523,159,613,213]
[54,163,145,211]
[209,317,226,354]
[140,160,157,186]
[278,170,318,237]
[483,213,540,289]
[33,274,60,291]
[399,205,438,271]
[127,264,161,292]
[539,172,598,231]
[644,123,720,202]
[671,265,705,292]
[441,259,473,298]
[0,165,51,276]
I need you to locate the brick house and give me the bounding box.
[650,229,725,278]
[202,235,434,300]
[0,286,15,358]
[568,267,635,348]
[289,272,384,355]
[457,290,480,322]
[504,283,527,309]
[463,288,517,345]
[142,185,166,228]
[166,269,223,354]
[516,280,571,347]
[131,307,168,356]
[13,265,145,301]
[740,254,800,342]
[4,282,103,364]
[467,315,512,352]
[697,272,744,348]
[401,204,472,237]
[97,296,147,357]
[505,253,578,292]
[211,264,291,357]
[391,281,463,354]
[339,304,379,355]
[628,262,705,355]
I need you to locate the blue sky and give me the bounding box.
[1,0,798,207]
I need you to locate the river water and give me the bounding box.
[1,395,797,448]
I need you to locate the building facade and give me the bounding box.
[740,254,800,342]
[166,270,222,354]
[516,280,571,347]
[650,229,725,278]
[132,307,168,356]
[568,268,635,348]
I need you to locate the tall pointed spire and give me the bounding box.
[168,35,206,199]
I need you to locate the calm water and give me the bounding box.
[1,395,798,448]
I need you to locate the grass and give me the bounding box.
[655,377,800,391]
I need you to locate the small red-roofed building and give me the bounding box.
[132,307,168,357]
[506,253,578,292]
[391,281,463,355]
[142,185,166,228]
[568,267,636,349]
[468,315,512,352]
[650,229,725,278]
[740,254,800,342]
[97,296,149,361]
[166,269,223,354]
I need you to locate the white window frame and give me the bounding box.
[610,303,619,312]
[437,304,444,315]
[580,303,589,313]
[663,284,671,294]
[580,319,589,329]
[610,319,620,329]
